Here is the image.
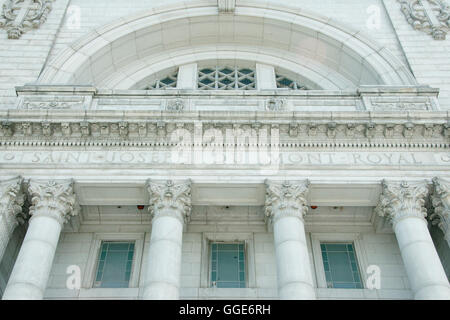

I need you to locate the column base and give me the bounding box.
[279,282,316,300]
[142,282,180,300]
[2,282,44,300]
[414,284,450,300]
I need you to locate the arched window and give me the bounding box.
[139,62,311,90]
[198,66,256,90]
[144,70,178,90]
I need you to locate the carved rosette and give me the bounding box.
[265,180,310,224]
[147,179,192,224]
[28,179,78,225]
[375,180,429,226]
[0,177,25,235]
[431,177,450,241]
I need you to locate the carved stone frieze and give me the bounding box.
[20,99,84,110]
[0,0,53,39]
[0,119,449,148]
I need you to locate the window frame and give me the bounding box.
[200,233,256,289]
[310,233,369,289]
[209,241,247,288]
[84,233,145,289]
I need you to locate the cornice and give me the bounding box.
[0,110,449,148]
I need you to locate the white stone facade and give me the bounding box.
[0,0,449,300]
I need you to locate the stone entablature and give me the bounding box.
[0,110,448,147]
[13,85,439,112]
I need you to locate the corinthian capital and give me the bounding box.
[0,177,25,231]
[147,179,192,224]
[375,180,429,226]
[28,179,78,225]
[265,180,310,223]
[431,177,450,240]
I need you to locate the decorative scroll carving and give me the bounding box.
[21,100,84,110]
[431,177,450,241]
[399,0,450,40]
[28,179,78,225]
[0,0,53,39]
[370,101,432,111]
[375,180,429,226]
[147,179,192,224]
[265,180,310,224]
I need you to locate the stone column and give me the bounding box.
[431,177,450,247]
[142,179,191,300]
[376,180,450,300]
[265,180,316,300]
[2,179,78,300]
[0,177,25,264]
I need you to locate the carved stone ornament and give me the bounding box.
[0,0,53,39]
[166,99,185,112]
[265,180,310,224]
[147,179,192,224]
[28,179,78,225]
[431,177,450,240]
[375,180,429,226]
[265,98,284,111]
[399,0,450,40]
[0,177,25,233]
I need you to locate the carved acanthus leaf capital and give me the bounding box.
[375,180,429,226]
[147,179,192,224]
[28,179,78,225]
[431,177,450,239]
[265,180,310,223]
[0,177,25,231]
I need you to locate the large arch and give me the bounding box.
[38,1,417,89]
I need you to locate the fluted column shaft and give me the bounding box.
[2,180,78,300]
[265,180,316,300]
[142,179,191,300]
[376,180,450,300]
[431,177,450,247]
[0,177,24,264]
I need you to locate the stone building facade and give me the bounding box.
[0,0,450,300]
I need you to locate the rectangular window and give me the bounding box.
[210,242,246,288]
[94,241,135,288]
[320,243,363,289]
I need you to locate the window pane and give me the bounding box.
[321,243,362,289]
[210,242,245,288]
[94,241,135,288]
